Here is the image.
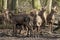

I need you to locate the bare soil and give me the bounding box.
[0,37,60,40]
[0,29,60,40]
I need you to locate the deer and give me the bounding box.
[46,6,57,34]
[2,9,31,36]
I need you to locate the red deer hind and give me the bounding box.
[46,6,57,34]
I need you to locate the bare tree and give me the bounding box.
[15,0,19,14]
[46,0,52,13]
[3,0,7,9]
[32,0,42,10]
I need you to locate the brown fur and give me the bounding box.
[46,9,56,33]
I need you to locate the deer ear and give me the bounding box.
[51,6,57,12]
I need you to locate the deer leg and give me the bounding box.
[13,24,17,36]
[51,22,53,33]
[48,23,52,34]
[38,26,41,33]
[19,28,21,34]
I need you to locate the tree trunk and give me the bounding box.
[46,0,52,13]
[32,0,42,10]
[0,0,2,9]
[11,0,18,14]
[11,0,16,10]
[15,0,19,14]
[7,0,12,10]
[3,0,7,9]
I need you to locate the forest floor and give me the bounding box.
[0,29,60,40]
[0,37,60,40]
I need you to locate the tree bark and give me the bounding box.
[32,0,42,10]
[15,0,19,14]
[11,0,16,10]
[46,0,52,13]
[3,0,7,9]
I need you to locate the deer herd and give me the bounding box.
[0,6,57,36]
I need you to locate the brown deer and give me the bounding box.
[30,9,43,33]
[38,7,46,28]
[46,6,57,34]
[3,9,31,36]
